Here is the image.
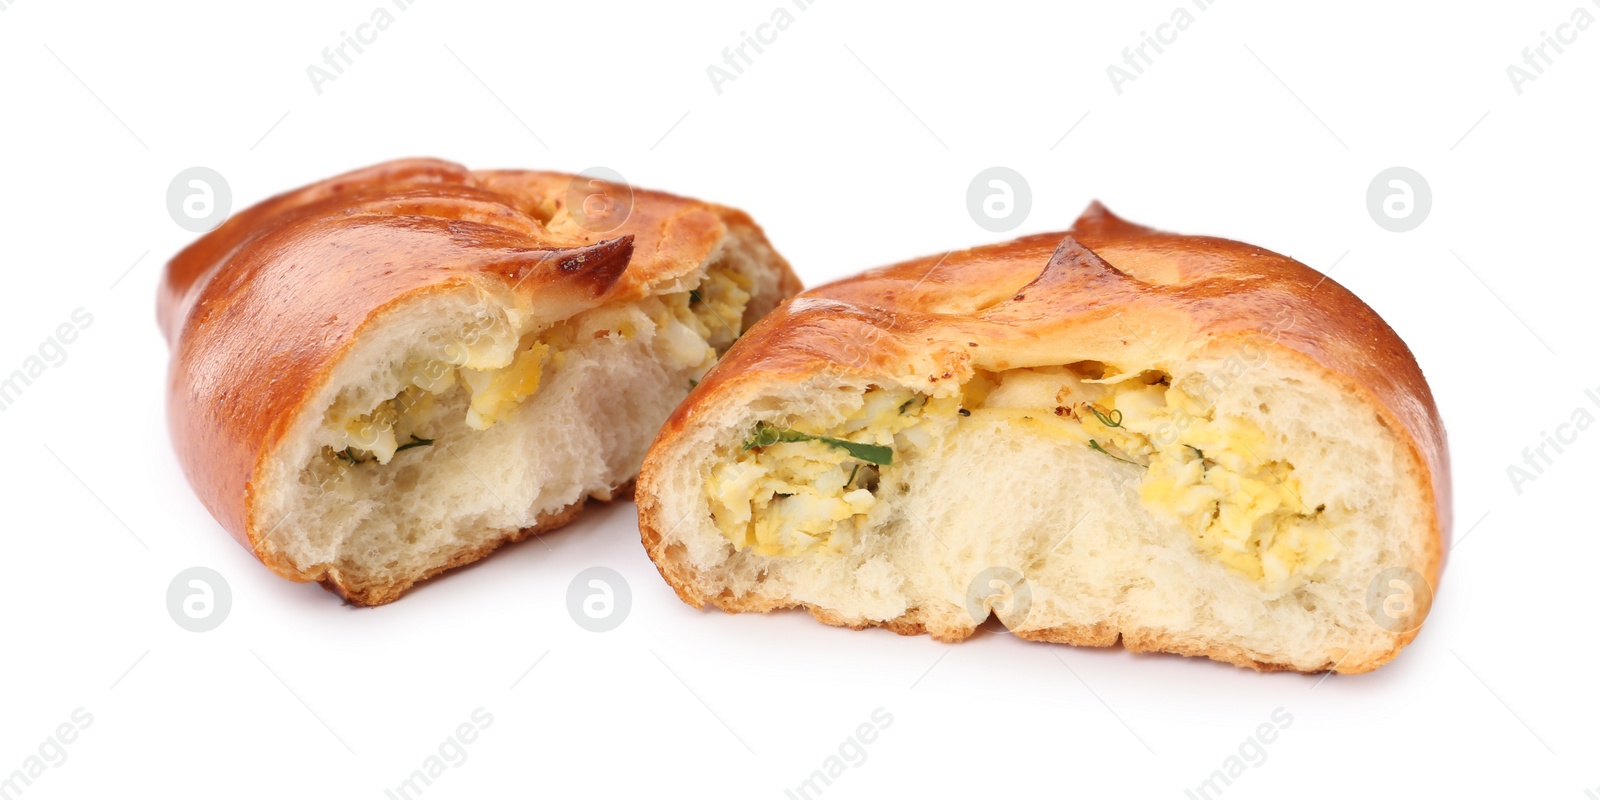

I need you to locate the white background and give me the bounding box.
[1,1,1596,797]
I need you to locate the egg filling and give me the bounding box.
[709,365,1337,586]
[323,321,545,465]
[990,366,1340,586]
[708,389,959,557]
[319,261,753,468]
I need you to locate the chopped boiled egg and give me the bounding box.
[708,364,1338,587]
[707,387,951,556]
[324,263,752,471]
[691,267,752,351]
[1058,367,1338,584]
[462,340,549,430]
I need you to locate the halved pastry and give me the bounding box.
[161,159,799,605]
[637,203,1448,673]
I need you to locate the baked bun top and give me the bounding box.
[640,203,1452,672]
[647,202,1449,599]
[162,158,799,549]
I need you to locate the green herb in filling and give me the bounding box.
[742,421,893,466]
[1088,405,1123,428]
[1089,439,1144,468]
[395,435,434,453]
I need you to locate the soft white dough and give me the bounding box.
[649,352,1432,672]
[252,240,785,595]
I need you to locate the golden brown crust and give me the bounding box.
[638,202,1448,674]
[161,158,798,599]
